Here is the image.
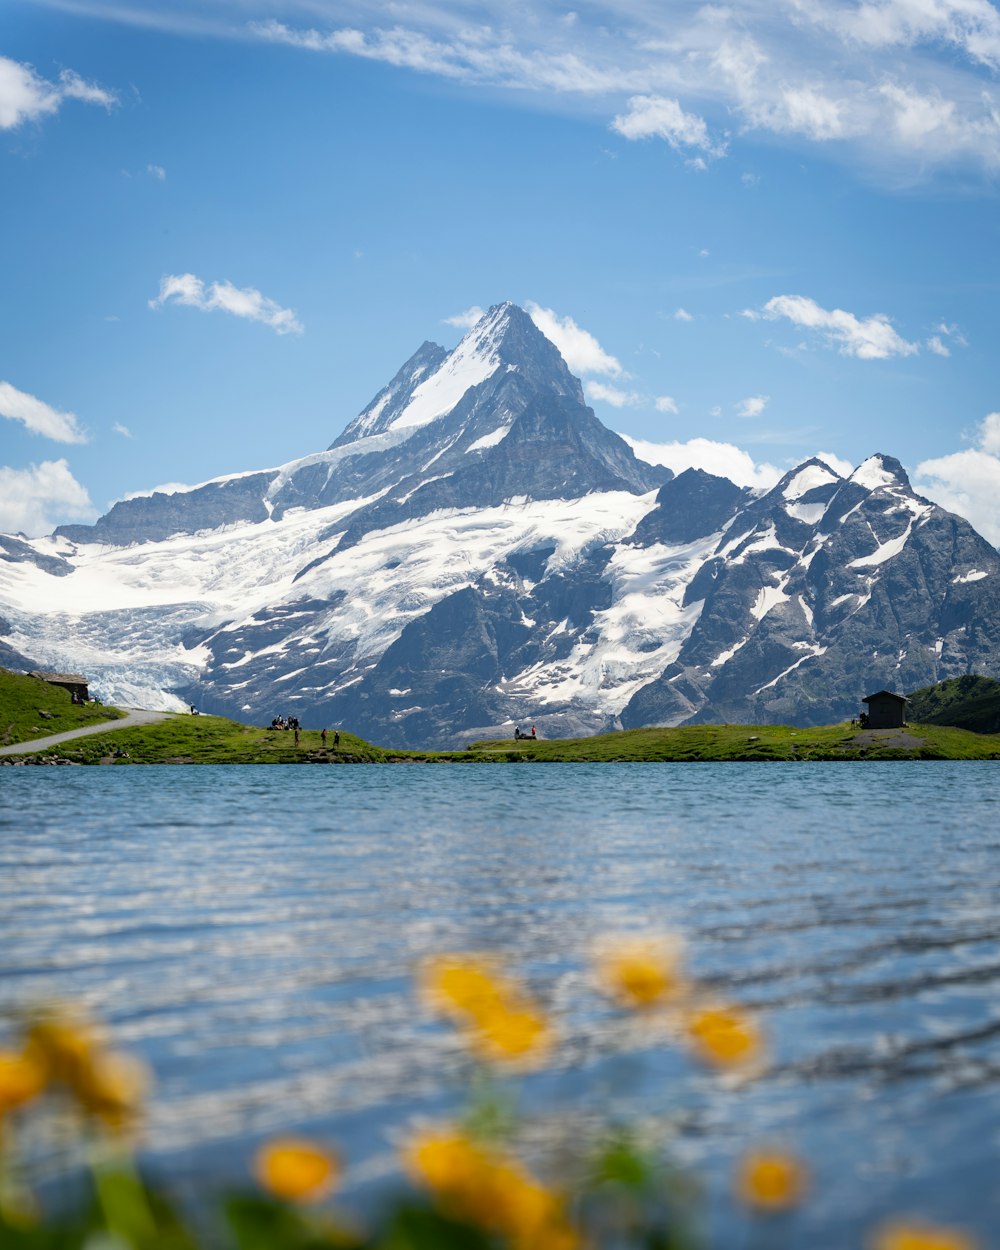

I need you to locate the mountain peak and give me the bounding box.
[848,453,911,492]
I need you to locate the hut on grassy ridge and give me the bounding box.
[28,671,90,703]
[862,689,907,729]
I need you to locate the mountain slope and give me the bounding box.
[3,306,1000,747]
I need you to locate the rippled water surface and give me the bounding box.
[3,762,999,1244]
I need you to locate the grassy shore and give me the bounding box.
[0,669,125,746]
[3,704,1000,764]
[452,721,1000,761]
[2,712,387,764]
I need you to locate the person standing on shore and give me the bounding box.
[294,727,299,746]
[321,728,327,746]
[334,731,340,750]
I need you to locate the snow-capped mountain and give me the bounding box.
[2,303,999,747]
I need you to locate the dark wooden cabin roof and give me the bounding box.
[863,689,907,704]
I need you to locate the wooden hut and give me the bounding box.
[862,689,906,729]
[28,670,90,703]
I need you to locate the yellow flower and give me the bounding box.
[25,1006,99,1091]
[593,934,686,1010]
[420,954,552,1066]
[467,1003,552,1065]
[0,1048,47,1114]
[254,1137,340,1204]
[735,1149,808,1212]
[872,1220,979,1250]
[687,1004,763,1068]
[419,955,507,1022]
[74,1050,150,1133]
[404,1129,578,1250]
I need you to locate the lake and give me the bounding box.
[2,761,998,1245]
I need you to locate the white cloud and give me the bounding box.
[585,380,642,407]
[710,405,723,417]
[736,394,770,418]
[149,273,304,335]
[121,481,191,501]
[79,1,1000,178]
[443,306,485,329]
[113,422,133,438]
[926,335,950,356]
[526,302,622,376]
[611,94,726,158]
[915,412,1000,545]
[816,450,855,477]
[655,395,679,414]
[674,307,693,322]
[0,381,88,444]
[0,56,115,130]
[621,434,781,490]
[794,0,1000,70]
[0,460,94,537]
[755,294,919,359]
[147,163,166,180]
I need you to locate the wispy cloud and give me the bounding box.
[146,163,166,180]
[915,412,1000,546]
[622,434,781,490]
[736,394,770,417]
[584,380,644,407]
[0,381,88,443]
[149,273,304,335]
[0,55,116,130]
[655,395,679,414]
[747,294,919,359]
[443,306,485,329]
[113,421,133,438]
[240,1,1000,177]
[611,95,726,160]
[673,307,693,322]
[526,302,623,376]
[0,459,94,536]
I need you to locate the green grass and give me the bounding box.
[0,667,125,745]
[5,657,999,763]
[15,714,387,765]
[906,674,1000,734]
[397,720,1000,762]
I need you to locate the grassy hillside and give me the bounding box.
[4,677,999,763]
[447,720,1000,761]
[7,712,387,764]
[0,667,125,745]
[906,674,1000,735]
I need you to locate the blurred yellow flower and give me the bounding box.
[419,955,507,1022]
[254,1137,340,1204]
[420,954,551,1066]
[26,1007,99,1090]
[467,1004,552,1065]
[872,1219,979,1250]
[0,1048,47,1114]
[404,1128,577,1250]
[687,1005,763,1068]
[75,1050,150,1133]
[593,934,686,1010]
[735,1149,808,1212]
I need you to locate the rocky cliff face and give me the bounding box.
[4,305,1000,746]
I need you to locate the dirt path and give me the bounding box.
[846,728,927,751]
[0,709,172,757]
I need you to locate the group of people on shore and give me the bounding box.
[267,714,340,749]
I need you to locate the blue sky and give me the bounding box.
[2,0,1000,541]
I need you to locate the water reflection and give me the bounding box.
[1,761,998,1245]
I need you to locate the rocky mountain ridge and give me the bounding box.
[2,303,999,747]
